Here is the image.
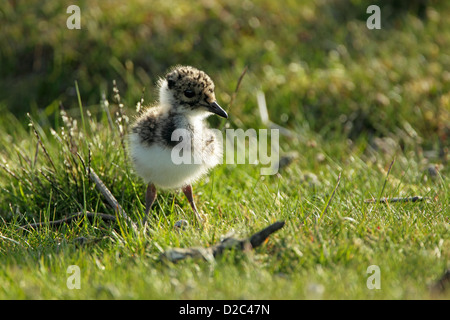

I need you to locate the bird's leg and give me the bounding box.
[182,184,204,224]
[145,183,157,216]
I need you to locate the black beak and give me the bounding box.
[208,101,228,119]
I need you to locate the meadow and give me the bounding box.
[0,0,448,299]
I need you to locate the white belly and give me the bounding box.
[128,132,221,189]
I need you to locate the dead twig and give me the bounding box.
[88,167,137,230]
[364,196,428,203]
[161,221,285,263]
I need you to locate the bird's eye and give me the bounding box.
[184,89,195,98]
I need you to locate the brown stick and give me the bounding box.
[161,221,285,263]
[88,167,130,221]
[88,167,138,230]
[364,196,427,203]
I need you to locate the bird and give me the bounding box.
[128,65,228,224]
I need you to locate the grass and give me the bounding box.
[0,0,449,299]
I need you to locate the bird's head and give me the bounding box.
[158,65,228,119]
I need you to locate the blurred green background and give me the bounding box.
[0,0,448,152]
[0,0,449,300]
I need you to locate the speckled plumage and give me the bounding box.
[128,66,228,222]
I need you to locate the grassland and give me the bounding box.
[0,0,448,299]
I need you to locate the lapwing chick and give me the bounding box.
[129,66,228,224]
